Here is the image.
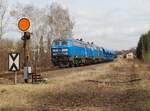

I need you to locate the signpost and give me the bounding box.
[18,18,31,83]
[8,53,20,84]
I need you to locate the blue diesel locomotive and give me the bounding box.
[51,38,116,67]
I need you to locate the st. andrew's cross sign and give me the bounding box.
[8,53,20,71]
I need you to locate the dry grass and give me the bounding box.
[0,59,150,111]
[0,63,111,110]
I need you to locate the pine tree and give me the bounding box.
[136,32,150,62]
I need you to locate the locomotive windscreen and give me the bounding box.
[52,40,68,46]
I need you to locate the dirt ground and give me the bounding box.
[0,59,150,111]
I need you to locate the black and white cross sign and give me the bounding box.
[8,53,20,71]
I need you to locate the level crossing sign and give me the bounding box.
[8,53,20,71]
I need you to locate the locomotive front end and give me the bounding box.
[51,39,71,67]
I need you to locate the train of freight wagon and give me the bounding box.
[51,38,116,67]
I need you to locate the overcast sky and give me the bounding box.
[8,0,150,50]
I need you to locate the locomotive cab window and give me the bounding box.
[52,41,60,46]
[52,40,69,46]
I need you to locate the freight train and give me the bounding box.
[51,38,116,67]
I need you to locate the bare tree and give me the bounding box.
[0,38,14,71]
[10,4,48,47]
[10,3,74,68]
[48,2,74,39]
[0,0,7,40]
[11,2,74,46]
[10,4,51,68]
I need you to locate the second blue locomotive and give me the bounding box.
[51,38,115,67]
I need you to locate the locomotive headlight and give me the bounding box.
[53,53,57,56]
[64,52,68,55]
[53,49,58,52]
[62,49,68,52]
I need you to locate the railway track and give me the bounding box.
[0,61,113,81]
[0,67,57,78]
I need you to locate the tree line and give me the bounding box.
[136,31,150,62]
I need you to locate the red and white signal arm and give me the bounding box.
[8,53,20,71]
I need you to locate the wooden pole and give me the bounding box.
[14,71,17,85]
[23,38,27,66]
